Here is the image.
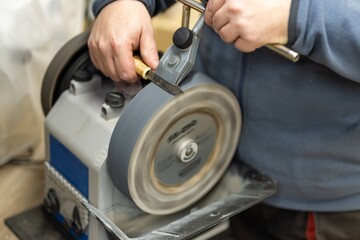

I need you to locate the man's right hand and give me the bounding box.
[88,0,159,83]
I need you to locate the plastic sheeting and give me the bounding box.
[0,0,86,165]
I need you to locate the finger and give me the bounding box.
[211,6,229,33]
[113,42,138,83]
[88,39,101,70]
[98,40,121,81]
[218,24,239,43]
[88,36,105,72]
[88,36,120,80]
[234,37,257,52]
[204,0,224,27]
[139,28,159,70]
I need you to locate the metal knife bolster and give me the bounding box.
[134,56,183,95]
[147,71,184,95]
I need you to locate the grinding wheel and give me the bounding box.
[108,72,241,215]
[42,31,242,216]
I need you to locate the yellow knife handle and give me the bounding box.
[134,56,151,79]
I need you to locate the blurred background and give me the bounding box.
[0,0,87,166]
[0,1,198,167]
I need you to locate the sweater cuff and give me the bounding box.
[287,0,300,46]
[92,0,152,17]
[92,0,115,16]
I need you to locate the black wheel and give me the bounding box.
[41,31,99,115]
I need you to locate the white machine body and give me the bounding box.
[45,75,135,239]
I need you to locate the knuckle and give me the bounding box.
[119,71,138,83]
[204,16,212,26]
[228,5,241,14]
[110,37,129,56]
[97,40,108,52]
[219,29,231,43]
[234,19,246,31]
[118,71,131,81]
[87,38,95,48]
[110,38,122,52]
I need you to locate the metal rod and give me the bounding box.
[177,0,204,13]
[182,5,191,28]
[266,44,300,62]
[176,0,300,62]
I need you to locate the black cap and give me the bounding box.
[173,27,193,49]
[105,92,125,108]
[73,70,92,82]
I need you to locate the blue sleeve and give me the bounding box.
[92,0,175,17]
[288,0,360,82]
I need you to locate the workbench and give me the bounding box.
[0,161,44,239]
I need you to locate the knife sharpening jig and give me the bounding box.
[41,1,277,239]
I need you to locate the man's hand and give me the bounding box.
[204,0,291,52]
[88,0,159,82]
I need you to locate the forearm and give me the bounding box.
[92,0,176,17]
[288,0,360,82]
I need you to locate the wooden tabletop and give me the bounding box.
[0,161,44,240]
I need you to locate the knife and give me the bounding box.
[134,56,183,95]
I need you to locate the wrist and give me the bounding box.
[269,0,292,45]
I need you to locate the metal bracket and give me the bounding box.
[155,2,206,86]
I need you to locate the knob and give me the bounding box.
[73,70,92,82]
[173,27,193,49]
[105,92,125,108]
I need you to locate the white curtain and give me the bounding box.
[0,0,86,165]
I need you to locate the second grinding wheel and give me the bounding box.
[107,72,242,215]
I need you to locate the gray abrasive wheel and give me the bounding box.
[108,72,241,215]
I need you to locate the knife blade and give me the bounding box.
[134,56,183,95]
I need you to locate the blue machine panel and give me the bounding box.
[49,135,89,198]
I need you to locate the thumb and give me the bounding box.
[139,30,159,70]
